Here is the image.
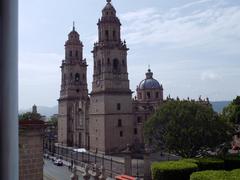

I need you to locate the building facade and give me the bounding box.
[19,119,44,180]
[89,0,134,154]
[58,0,164,154]
[58,26,90,148]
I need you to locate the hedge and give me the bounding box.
[230,169,240,179]
[190,170,227,180]
[151,161,198,180]
[190,169,240,180]
[194,158,224,170]
[181,158,199,164]
[224,156,240,170]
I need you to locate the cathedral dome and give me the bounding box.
[138,69,162,90]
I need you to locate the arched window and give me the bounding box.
[122,59,125,66]
[76,51,78,57]
[118,119,122,127]
[134,128,138,135]
[69,51,72,57]
[113,59,119,72]
[75,73,80,82]
[107,58,110,65]
[120,131,123,137]
[105,30,109,40]
[117,103,121,110]
[147,92,151,99]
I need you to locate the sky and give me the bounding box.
[19,0,240,109]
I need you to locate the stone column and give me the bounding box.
[144,153,151,180]
[19,120,44,180]
[124,155,132,176]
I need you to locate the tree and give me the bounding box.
[18,111,42,121]
[48,116,58,127]
[222,96,240,125]
[144,100,233,158]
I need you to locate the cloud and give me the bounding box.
[120,0,240,54]
[201,71,221,81]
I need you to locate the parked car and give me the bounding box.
[73,148,87,153]
[54,159,63,166]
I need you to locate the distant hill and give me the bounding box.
[211,101,231,113]
[19,105,58,117]
[19,101,230,117]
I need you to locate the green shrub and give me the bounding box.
[181,158,199,164]
[190,169,240,180]
[224,156,240,170]
[230,169,240,180]
[195,157,224,170]
[151,161,198,180]
[190,170,227,180]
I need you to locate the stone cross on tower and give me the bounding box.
[73,21,75,31]
[107,0,111,3]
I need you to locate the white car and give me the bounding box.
[54,159,63,166]
[73,148,87,153]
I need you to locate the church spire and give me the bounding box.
[73,21,75,31]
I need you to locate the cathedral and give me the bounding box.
[58,0,164,154]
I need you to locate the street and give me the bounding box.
[44,159,83,180]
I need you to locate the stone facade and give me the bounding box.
[132,69,164,145]
[57,0,164,154]
[58,25,90,148]
[19,119,44,180]
[89,0,133,154]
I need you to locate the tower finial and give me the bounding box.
[148,64,151,71]
[73,21,75,31]
[107,0,111,3]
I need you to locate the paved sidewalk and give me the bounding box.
[44,173,56,180]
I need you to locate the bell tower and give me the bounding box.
[89,0,133,154]
[58,24,89,148]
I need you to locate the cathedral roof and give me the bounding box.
[138,69,162,90]
[68,25,79,38]
[102,0,116,13]
[100,0,120,25]
[65,24,82,46]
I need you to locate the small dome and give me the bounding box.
[68,28,79,39]
[138,69,162,90]
[65,25,82,46]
